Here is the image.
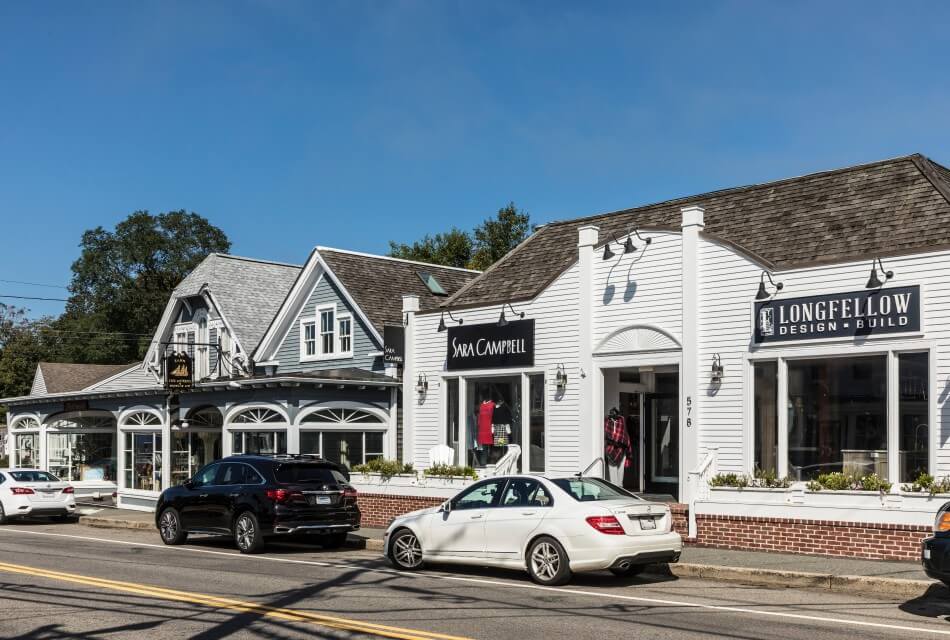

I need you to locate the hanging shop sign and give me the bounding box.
[164,352,194,391]
[384,325,405,365]
[754,285,920,344]
[446,319,535,371]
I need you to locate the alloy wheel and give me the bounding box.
[159,511,178,541]
[530,542,560,581]
[236,515,255,551]
[393,532,422,568]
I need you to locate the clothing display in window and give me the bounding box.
[605,412,634,468]
[492,401,513,445]
[477,400,496,445]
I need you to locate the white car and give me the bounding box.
[383,475,682,586]
[0,469,78,523]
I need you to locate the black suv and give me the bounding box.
[155,454,361,553]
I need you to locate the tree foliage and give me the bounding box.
[388,202,530,271]
[0,305,56,413]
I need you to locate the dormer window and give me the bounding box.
[320,308,335,354]
[302,321,317,356]
[339,317,352,353]
[300,304,354,361]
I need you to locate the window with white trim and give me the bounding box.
[320,308,335,355]
[124,432,162,491]
[300,431,384,469]
[14,433,38,468]
[338,316,352,354]
[302,321,317,357]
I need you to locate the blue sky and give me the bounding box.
[1,1,948,318]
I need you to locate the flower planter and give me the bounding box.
[708,486,793,505]
[350,472,474,499]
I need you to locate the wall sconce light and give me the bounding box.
[602,238,616,261]
[711,354,724,383]
[555,364,568,391]
[866,257,894,289]
[437,310,463,332]
[416,373,428,395]
[755,271,784,300]
[623,228,652,254]
[498,303,525,327]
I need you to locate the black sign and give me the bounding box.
[446,319,535,371]
[62,400,89,413]
[754,285,920,344]
[165,352,193,391]
[383,325,405,365]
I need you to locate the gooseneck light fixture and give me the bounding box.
[755,271,784,300]
[436,310,463,332]
[866,257,894,289]
[498,303,525,327]
[623,228,652,254]
[416,373,428,395]
[711,354,724,383]
[602,238,617,261]
[555,364,568,392]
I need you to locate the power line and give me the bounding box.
[0,278,68,290]
[0,294,69,302]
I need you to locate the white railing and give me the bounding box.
[687,447,717,539]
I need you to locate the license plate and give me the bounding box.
[37,491,56,501]
[308,495,332,505]
[639,516,656,530]
[924,548,932,560]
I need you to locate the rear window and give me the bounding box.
[275,464,347,484]
[10,471,60,483]
[551,478,636,502]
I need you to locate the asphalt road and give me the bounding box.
[1,520,950,639]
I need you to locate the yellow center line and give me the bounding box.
[0,560,471,640]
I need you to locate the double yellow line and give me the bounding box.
[0,560,470,640]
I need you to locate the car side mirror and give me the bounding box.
[184,479,196,490]
[441,500,452,513]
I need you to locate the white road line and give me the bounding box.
[0,527,945,636]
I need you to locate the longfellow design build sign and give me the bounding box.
[446,319,535,370]
[754,285,920,344]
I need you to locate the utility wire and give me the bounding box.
[0,294,69,302]
[0,278,68,289]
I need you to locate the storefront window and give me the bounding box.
[124,432,162,491]
[47,433,116,482]
[787,356,887,480]
[753,361,778,474]
[300,431,384,469]
[446,378,460,464]
[231,431,287,455]
[466,376,522,469]
[172,431,222,486]
[899,352,929,482]
[528,374,545,472]
[14,433,38,468]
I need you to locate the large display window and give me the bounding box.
[899,352,929,482]
[468,375,521,467]
[14,433,38,468]
[300,431,384,469]
[231,431,287,455]
[124,432,162,491]
[171,431,222,486]
[47,433,116,482]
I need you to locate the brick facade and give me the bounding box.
[357,493,443,529]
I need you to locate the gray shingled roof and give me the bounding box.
[174,254,301,352]
[445,154,950,309]
[318,249,479,332]
[37,362,135,394]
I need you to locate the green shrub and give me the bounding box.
[902,472,950,495]
[708,470,791,489]
[808,471,893,492]
[709,473,749,488]
[858,473,892,493]
[351,458,414,479]
[814,472,853,491]
[806,480,823,491]
[424,464,478,480]
[753,467,792,489]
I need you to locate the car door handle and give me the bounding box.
[199,494,209,498]
[470,514,484,519]
[229,493,239,498]
[521,512,536,516]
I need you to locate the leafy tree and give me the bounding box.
[388,228,473,269]
[0,305,55,413]
[55,210,230,363]
[388,202,530,271]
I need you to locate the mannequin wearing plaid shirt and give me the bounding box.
[605,413,633,485]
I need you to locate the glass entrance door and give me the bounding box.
[645,372,679,497]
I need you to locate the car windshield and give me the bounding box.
[10,471,60,483]
[275,464,346,484]
[550,478,637,502]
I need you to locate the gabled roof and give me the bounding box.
[32,362,136,395]
[445,153,950,310]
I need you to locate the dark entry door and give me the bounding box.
[644,372,679,498]
[619,392,641,492]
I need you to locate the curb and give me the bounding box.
[649,562,938,599]
[79,516,153,531]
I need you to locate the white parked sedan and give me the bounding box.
[383,475,682,585]
[0,469,78,523]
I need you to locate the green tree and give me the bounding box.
[470,202,531,271]
[0,305,55,412]
[388,228,473,269]
[56,210,230,363]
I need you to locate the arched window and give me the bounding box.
[229,407,286,456]
[44,413,117,484]
[231,408,285,424]
[122,412,162,427]
[11,417,39,431]
[186,406,223,429]
[48,415,115,430]
[300,408,385,425]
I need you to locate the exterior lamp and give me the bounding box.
[437,310,463,332]
[623,229,652,253]
[416,373,428,395]
[498,303,525,327]
[555,364,568,391]
[711,354,724,383]
[866,258,894,289]
[755,271,784,300]
[602,242,615,261]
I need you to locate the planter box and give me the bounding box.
[350,473,475,499]
[418,475,476,490]
[708,486,792,505]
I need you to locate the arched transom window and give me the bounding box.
[48,415,115,430]
[11,417,39,431]
[231,408,284,424]
[123,412,162,427]
[187,407,223,429]
[300,408,385,425]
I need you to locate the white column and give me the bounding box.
[401,295,420,466]
[162,397,172,490]
[458,377,468,467]
[777,358,789,479]
[887,350,899,489]
[577,225,599,474]
[388,386,398,461]
[680,206,704,504]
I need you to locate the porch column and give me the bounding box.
[681,206,704,504]
[162,395,173,490]
[577,225,599,474]
[401,295,420,466]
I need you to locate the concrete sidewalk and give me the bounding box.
[76,507,938,598]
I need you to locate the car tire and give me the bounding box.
[526,536,572,586]
[234,511,265,554]
[158,508,188,545]
[609,563,646,577]
[0,502,7,525]
[389,528,424,571]
[320,532,349,549]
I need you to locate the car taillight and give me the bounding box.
[11,487,35,495]
[62,487,75,494]
[266,489,304,504]
[343,487,357,499]
[935,504,950,532]
[586,515,625,535]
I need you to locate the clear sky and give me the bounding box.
[1,1,948,319]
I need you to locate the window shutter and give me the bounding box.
[209,327,219,374]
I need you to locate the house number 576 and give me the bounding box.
[686,396,693,428]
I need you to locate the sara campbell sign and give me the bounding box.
[446,319,535,370]
[754,285,920,344]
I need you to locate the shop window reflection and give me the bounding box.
[124,432,162,491]
[899,352,929,482]
[47,433,116,482]
[172,431,222,486]
[467,376,521,469]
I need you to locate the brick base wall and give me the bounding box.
[695,514,930,561]
[357,493,443,528]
